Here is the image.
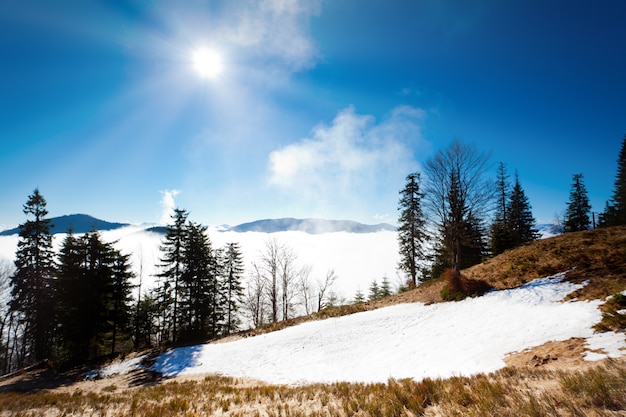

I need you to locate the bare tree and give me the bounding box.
[278,245,298,321]
[298,265,314,315]
[0,259,15,373]
[245,263,266,328]
[316,270,337,312]
[258,238,281,323]
[424,140,493,272]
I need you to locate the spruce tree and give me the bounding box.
[491,163,514,255]
[600,134,626,227]
[368,280,380,301]
[564,173,592,232]
[10,189,56,363]
[179,221,221,342]
[222,242,245,335]
[56,231,134,361]
[55,230,85,361]
[397,172,428,286]
[158,208,189,344]
[109,251,135,355]
[379,277,392,298]
[507,173,539,245]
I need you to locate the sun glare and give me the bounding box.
[192,48,223,79]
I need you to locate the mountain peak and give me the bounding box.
[229,218,396,234]
[0,214,129,236]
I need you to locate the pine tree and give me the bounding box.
[368,280,380,301]
[179,221,222,342]
[600,134,626,227]
[56,231,134,362]
[109,251,135,355]
[353,289,365,304]
[564,173,592,232]
[507,173,539,245]
[158,208,189,344]
[379,277,392,298]
[397,172,428,286]
[460,212,487,269]
[222,242,245,335]
[133,290,160,349]
[55,230,85,361]
[491,163,514,255]
[10,189,56,363]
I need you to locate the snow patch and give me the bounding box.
[148,275,607,384]
[583,332,626,362]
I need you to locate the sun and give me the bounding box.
[191,48,223,79]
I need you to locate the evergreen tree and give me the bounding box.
[9,189,56,363]
[444,168,468,272]
[379,277,392,298]
[109,251,135,355]
[424,141,493,274]
[600,134,626,227]
[491,163,514,255]
[353,289,365,304]
[133,290,160,349]
[564,173,592,232]
[397,172,428,286]
[507,173,539,245]
[368,280,380,301]
[222,242,245,335]
[179,221,222,342]
[494,162,510,224]
[158,208,189,344]
[56,231,134,362]
[459,212,487,269]
[55,230,86,362]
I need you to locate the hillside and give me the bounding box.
[464,224,626,301]
[0,226,625,416]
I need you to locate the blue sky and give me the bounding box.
[1,0,625,228]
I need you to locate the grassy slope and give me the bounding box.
[1,226,626,416]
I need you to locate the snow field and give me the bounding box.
[150,275,625,385]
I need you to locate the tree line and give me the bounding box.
[0,192,342,373]
[0,195,248,372]
[397,135,626,285]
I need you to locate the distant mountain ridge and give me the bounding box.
[0,215,397,236]
[229,218,396,234]
[0,214,129,236]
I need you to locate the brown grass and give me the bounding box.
[1,359,625,416]
[465,225,626,299]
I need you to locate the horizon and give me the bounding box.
[1,1,625,228]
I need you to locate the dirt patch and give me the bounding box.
[505,338,592,371]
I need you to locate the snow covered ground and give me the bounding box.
[139,274,625,385]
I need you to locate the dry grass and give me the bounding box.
[1,360,625,416]
[464,225,626,300]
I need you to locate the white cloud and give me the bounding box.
[226,0,322,71]
[159,189,181,225]
[267,106,427,220]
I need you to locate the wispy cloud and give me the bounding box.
[225,0,322,71]
[159,189,181,225]
[267,106,427,220]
